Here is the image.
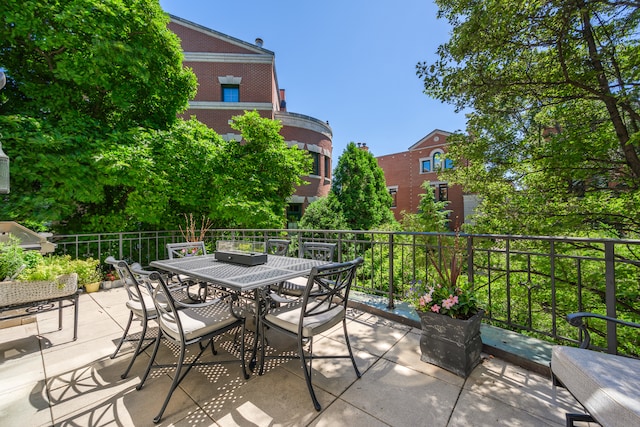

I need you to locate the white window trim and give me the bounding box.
[419,157,432,174]
[218,75,242,85]
[431,149,445,172]
[388,186,398,208]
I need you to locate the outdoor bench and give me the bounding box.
[551,312,640,427]
[0,273,79,340]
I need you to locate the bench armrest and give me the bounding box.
[566,312,640,349]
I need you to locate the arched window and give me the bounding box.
[432,150,454,170]
[433,152,443,170]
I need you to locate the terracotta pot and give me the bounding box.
[417,309,483,377]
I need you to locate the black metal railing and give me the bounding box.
[51,228,640,356]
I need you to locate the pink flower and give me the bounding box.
[442,294,459,310]
[431,304,441,313]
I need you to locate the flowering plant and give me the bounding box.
[410,280,479,319]
[409,233,480,319]
[180,247,203,257]
[105,271,118,282]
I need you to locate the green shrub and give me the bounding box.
[16,254,101,286]
[0,237,28,280]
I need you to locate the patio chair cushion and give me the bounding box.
[159,301,239,341]
[551,345,640,427]
[279,275,308,296]
[265,299,344,337]
[125,294,158,316]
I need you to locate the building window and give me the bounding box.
[388,187,398,208]
[324,156,331,179]
[421,159,431,173]
[445,158,454,169]
[311,152,320,175]
[287,203,302,221]
[222,85,239,102]
[433,152,443,170]
[438,183,448,201]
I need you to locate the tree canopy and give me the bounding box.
[0,1,311,232]
[0,0,196,129]
[298,194,349,231]
[210,111,312,229]
[401,181,451,232]
[331,142,395,230]
[418,0,640,236]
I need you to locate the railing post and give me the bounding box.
[550,240,556,336]
[118,233,124,260]
[388,233,394,309]
[604,241,617,353]
[506,239,511,325]
[466,234,473,289]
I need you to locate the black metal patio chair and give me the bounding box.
[266,238,290,256]
[259,257,363,411]
[105,256,159,379]
[133,266,249,424]
[166,241,210,301]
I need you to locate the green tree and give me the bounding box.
[299,194,348,231]
[73,112,310,231]
[0,0,198,232]
[332,142,395,230]
[211,111,312,228]
[402,181,451,232]
[418,0,640,237]
[0,0,196,129]
[97,119,225,231]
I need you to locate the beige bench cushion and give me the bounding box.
[552,345,640,427]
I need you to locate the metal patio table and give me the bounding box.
[150,254,328,368]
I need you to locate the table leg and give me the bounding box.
[248,288,264,371]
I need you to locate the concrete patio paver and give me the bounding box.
[0,287,589,426]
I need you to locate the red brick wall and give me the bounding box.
[377,131,465,229]
[169,22,258,54]
[169,16,333,211]
[186,62,275,103]
[280,123,332,199]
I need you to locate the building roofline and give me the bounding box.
[407,129,452,151]
[275,111,332,139]
[168,14,275,56]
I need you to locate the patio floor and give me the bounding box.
[0,287,590,426]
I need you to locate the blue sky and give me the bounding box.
[159,0,468,157]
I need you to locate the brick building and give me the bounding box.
[376,130,478,229]
[167,15,332,222]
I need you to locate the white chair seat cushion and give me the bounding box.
[159,301,238,341]
[551,345,640,427]
[265,300,344,337]
[125,293,174,316]
[279,276,308,296]
[125,295,157,316]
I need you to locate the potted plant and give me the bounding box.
[16,254,102,292]
[101,270,121,290]
[1,238,101,291]
[409,233,483,377]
